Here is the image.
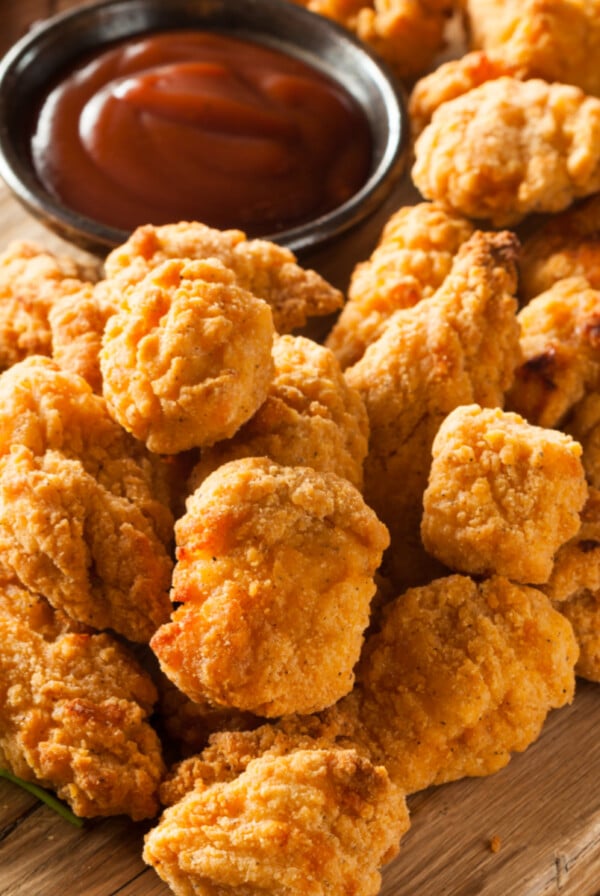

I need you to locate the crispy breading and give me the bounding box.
[0,240,95,372]
[100,258,275,454]
[0,574,164,819]
[421,404,587,584]
[290,0,455,79]
[345,230,521,589]
[519,194,600,302]
[507,277,600,428]
[168,573,577,798]
[151,458,389,717]
[103,221,343,334]
[412,77,600,226]
[463,0,600,98]
[408,50,525,137]
[188,334,369,491]
[565,393,600,488]
[325,202,475,369]
[0,356,173,642]
[144,748,408,896]
[542,487,600,682]
[49,281,118,393]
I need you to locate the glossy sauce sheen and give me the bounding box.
[31,30,372,235]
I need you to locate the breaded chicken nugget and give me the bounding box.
[0,240,95,372]
[144,747,407,896]
[0,573,164,819]
[0,356,173,642]
[49,281,119,393]
[421,404,587,584]
[103,221,343,334]
[345,230,521,589]
[188,334,369,491]
[170,573,577,797]
[507,277,600,428]
[463,0,600,98]
[519,194,600,302]
[100,258,275,454]
[565,393,600,489]
[325,202,474,369]
[408,50,524,137]
[151,458,389,717]
[542,487,600,682]
[291,0,454,79]
[412,77,600,226]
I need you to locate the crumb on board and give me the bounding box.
[489,834,502,853]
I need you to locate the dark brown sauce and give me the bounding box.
[30,30,372,236]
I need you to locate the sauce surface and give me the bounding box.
[31,30,372,236]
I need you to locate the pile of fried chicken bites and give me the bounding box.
[3,1,600,894]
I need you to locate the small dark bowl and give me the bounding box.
[0,0,408,257]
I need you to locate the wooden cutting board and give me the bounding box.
[1,3,600,895]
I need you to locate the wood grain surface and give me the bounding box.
[1,3,600,895]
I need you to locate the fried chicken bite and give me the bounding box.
[290,0,455,80]
[463,0,600,99]
[188,334,369,492]
[103,221,343,334]
[144,747,407,896]
[0,240,96,372]
[421,404,587,584]
[0,572,165,820]
[151,457,389,717]
[565,393,600,489]
[507,277,600,429]
[412,77,600,226]
[408,50,524,137]
[345,229,521,589]
[100,257,275,454]
[542,487,600,682]
[168,572,577,799]
[49,281,119,393]
[519,194,600,303]
[325,201,475,369]
[0,356,173,642]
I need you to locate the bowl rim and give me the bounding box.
[0,0,409,256]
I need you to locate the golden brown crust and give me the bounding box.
[0,575,164,819]
[325,202,475,369]
[103,221,343,334]
[0,356,173,642]
[421,404,587,584]
[100,258,275,454]
[412,77,600,226]
[145,747,408,896]
[188,334,369,491]
[345,229,521,589]
[507,277,600,428]
[151,458,389,717]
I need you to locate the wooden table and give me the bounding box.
[1,3,600,895]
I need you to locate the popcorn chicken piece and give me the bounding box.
[421,404,587,584]
[345,229,520,588]
[463,0,600,98]
[144,748,408,896]
[566,392,600,489]
[543,487,600,682]
[0,574,164,819]
[507,277,600,428]
[0,356,173,642]
[103,221,342,334]
[188,334,369,491]
[100,258,275,454]
[290,0,455,79]
[408,50,523,136]
[412,77,600,226]
[0,240,95,372]
[519,194,600,302]
[151,458,389,717]
[325,202,474,369]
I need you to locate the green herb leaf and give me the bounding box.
[0,767,84,828]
